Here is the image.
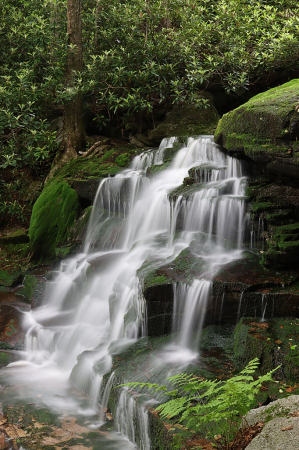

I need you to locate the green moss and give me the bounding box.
[18,274,37,303]
[261,221,299,266]
[234,318,299,382]
[214,79,299,158]
[143,273,170,290]
[266,210,292,221]
[54,156,121,180]
[29,179,80,259]
[0,352,10,368]
[0,269,21,287]
[0,229,29,245]
[115,152,131,167]
[252,202,275,212]
[54,146,141,181]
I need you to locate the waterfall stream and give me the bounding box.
[0,136,247,449]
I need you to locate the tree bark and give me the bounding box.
[63,0,85,161]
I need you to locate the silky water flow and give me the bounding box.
[0,136,247,450]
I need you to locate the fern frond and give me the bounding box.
[155,397,189,419]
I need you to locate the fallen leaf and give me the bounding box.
[260,386,268,392]
[290,411,299,417]
[275,340,282,345]
[3,424,27,439]
[281,426,293,431]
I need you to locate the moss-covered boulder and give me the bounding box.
[148,98,219,145]
[214,79,299,178]
[29,179,80,260]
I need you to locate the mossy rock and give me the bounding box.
[29,179,80,260]
[0,229,29,245]
[214,79,299,167]
[0,269,22,288]
[18,274,38,303]
[149,98,219,145]
[53,145,141,181]
[261,221,299,267]
[234,318,299,382]
[115,152,131,167]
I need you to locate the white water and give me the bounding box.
[1,136,247,449]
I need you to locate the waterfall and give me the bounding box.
[0,135,247,448]
[115,389,151,450]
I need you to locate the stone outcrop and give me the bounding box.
[214,79,299,268]
[214,79,299,180]
[234,318,299,382]
[244,396,299,450]
[149,95,219,145]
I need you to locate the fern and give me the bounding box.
[121,358,279,445]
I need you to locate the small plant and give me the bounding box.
[121,358,279,449]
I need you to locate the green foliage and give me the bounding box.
[1,0,299,173]
[122,358,278,444]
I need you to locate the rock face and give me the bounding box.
[234,318,299,382]
[214,79,299,268]
[214,79,299,179]
[244,396,299,450]
[148,97,219,145]
[142,247,299,336]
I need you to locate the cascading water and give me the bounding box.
[0,135,247,449]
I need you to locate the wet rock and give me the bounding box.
[0,304,24,350]
[17,274,38,304]
[142,250,299,334]
[149,99,219,145]
[70,179,100,206]
[246,179,299,267]
[234,318,299,382]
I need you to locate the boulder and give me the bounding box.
[244,396,299,450]
[149,97,219,144]
[214,79,299,180]
[28,179,80,260]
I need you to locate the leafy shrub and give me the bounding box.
[1,0,299,169]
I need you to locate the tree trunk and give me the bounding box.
[63,0,85,161]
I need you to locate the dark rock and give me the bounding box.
[70,179,100,206]
[149,97,219,145]
[0,304,25,350]
[214,79,299,181]
[142,250,299,334]
[0,230,29,245]
[234,318,299,382]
